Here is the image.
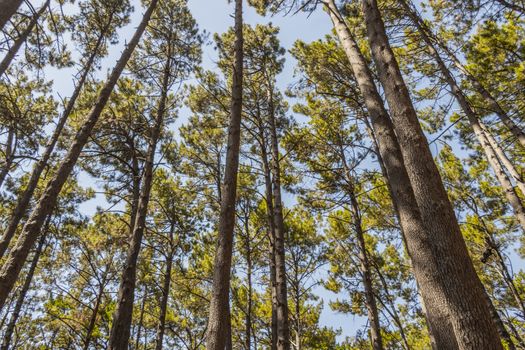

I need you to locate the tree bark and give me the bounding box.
[0,126,15,190]
[0,0,49,77]
[0,0,24,31]
[397,0,525,231]
[359,0,503,347]
[108,20,168,349]
[0,219,47,350]
[155,231,174,350]
[266,85,290,350]
[0,0,158,310]
[83,278,106,350]
[0,14,111,259]
[324,2,457,348]
[205,0,243,348]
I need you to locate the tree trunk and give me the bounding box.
[0,126,15,190]
[0,0,49,77]
[397,0,525,231]
[0,0,24,31]
[481,286,517,350]
[0,15,111,259]
[324,2,456,348]
[400,0,525,149]
[0,220,47,350]
[245,218,253,350]
[83,279,106,350]
[133,286,148,350]
[205,0,243,348]
[108,21,168,349]
[155,248,173,350]
[267,85,290,350]
[0,0,157,310]
[360,0,503,348]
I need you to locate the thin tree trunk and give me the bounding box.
[155,233,174,350]
[360,0,503,347]
[205,0,243,348]
[266,85,290,350]
[0,0,157,310]
[133,286,148,350]
[0,219,48,350]
[83,279,106,350]
[0,0,24,31]
[400,0,525,148]
[0,0,49,77]
[0,127,15,190]
[0,15,112,259]
[108,23,168,349]
[324,2,456,348]
[245,218,253,350]
[397,0,525,231]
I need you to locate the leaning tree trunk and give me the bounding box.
[267,85,290,350]
[397,0,525,231]
[83,277,106,350]
[0,0,158,310]
[0,0,24,31]
[0,0,49,77]
[108,31,168,350]
[205,0,244,348]
[347,188,383,350]
[400,0,525,148]
[0,15,112,259]
[360,0,503,348]
[0,219,48,350]
[324,1,457,348]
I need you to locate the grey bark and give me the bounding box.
[360,0,503,347]
[324,2,457,348]
[0,0,157,310]
[0,0,24,31]
[205,0,243,348]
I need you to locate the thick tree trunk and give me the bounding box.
[360,0,503,348]
[0,0,24,31]
[267,86,290,350]
[397,0,525,231]
[0,0,157,310]
[324,2,456,348]
[205,0,243,348]
[481,286,517,350]
[0,0,49,77]
[0,222,47,350]
[400,0,525,148]
[0,17,110,259]
[155,249,173,350]
[108,25,168,349]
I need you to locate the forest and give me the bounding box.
[0,0,524,348]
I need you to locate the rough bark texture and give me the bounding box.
[0,16,111,259]
[108,23,168,350]
[205,0,243,348]
[360,0,503,348]
[0,0,157,310]
[267,86,290,350]
[0,222,47,350]
[0,0,24,31]
[324,2,456,348]
[398,0,525,231]
[0,0,49,77]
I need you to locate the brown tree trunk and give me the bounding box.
[397,0,525,231]
[0,219,47,350]
[0,126,15,190]
[0,0,24,31]
[244,218,253,350]
[0,15,112,259]
[83,279,106,350]
[400,0,525,149]
[0,0,49,77]
[155,234,174,350]
[0,0,157,310]
[108,22,168,349]
[360,0,503,347]
[324,2,456,348]
[266,85,290,350]
[205,0,243,348]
